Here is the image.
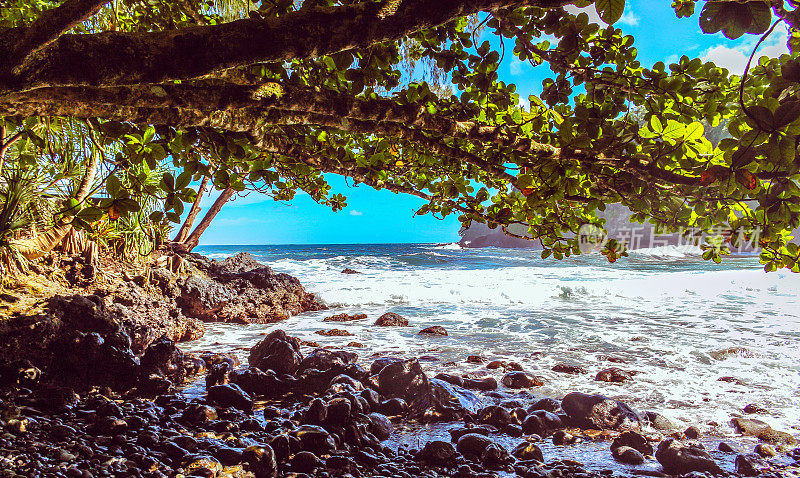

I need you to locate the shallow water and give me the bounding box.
[187,243,800,442]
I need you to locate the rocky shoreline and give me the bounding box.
[1,254,798,478]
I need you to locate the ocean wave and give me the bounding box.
[431,243,463,250]
[627,244,703,259]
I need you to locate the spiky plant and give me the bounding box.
[0,167,40,276]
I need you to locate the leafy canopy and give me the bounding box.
[1,0,800,271]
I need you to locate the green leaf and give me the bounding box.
[595,0,625,24]
[142,126,155,144]
[684,121,704,141]
[106,174,122,197]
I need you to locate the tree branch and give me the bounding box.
[3,0,570,92]
[3,0,111,74]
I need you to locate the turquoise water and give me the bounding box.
[190,243,800,437]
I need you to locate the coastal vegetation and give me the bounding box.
[1,2,800,478]
[1,0,800,272]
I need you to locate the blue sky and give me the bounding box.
[196,0,789,246]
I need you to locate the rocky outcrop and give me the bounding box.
[175,252,326,324]
[561,392,640,431]
[0,294,202,393]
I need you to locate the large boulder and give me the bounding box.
[371,358,434,413]
[249,330,303,375]
[561,392,640,431]
[501,371,544,388]
[177,253,326,324]
[139,337,185,384]
[655,438,722,475]
[298,349,358,374]
[374,312,408,326]
[430,378,480,414]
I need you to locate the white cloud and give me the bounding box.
[510,58,524,76]
[349,210,363,216]
[564,5,638,27]
[618,11,639,26]
[701,30,789,75]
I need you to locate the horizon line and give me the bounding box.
[195,241,456,247]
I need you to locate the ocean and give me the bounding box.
[189,243,800,439]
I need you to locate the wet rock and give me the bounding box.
[736,453,768,476]
[379,397,408,416]
[419,326,448,336]
[642,411,675,431]
[755,443,777,457]
[718,442,735,453]
[450,425,491,441]
[374,312,408,326]
[552,429,581,446]
[744,403,769,414]
[434,373,463,387]
[347,341,364,347]
[430,378,480,414]
[366,412,393,441]
[655,438,721,475]
[229,367,284,397]
[183,454,223,476]
[324,313,367,322]
[177,252,326,324]
[732,417,772,437]
[298,348,358,374]
[291,451,321,473]
[181,403,218,425]
[562,392,640,431]
[529,398,561,413]
[611,431,653,456]
[324,397,351,426]
[420,440,457,465]
[0,359,42,388]
[466,355,484,364]
[758,428,797,446]
[370,357,402,375]
[512,442,543,462]
[612,446,645,465]
[684,426,701,439]
[463,377,498,391]
[248,329,303,375]
[595,367,634,383]
[372,358,433,413]
[326,455,357,473]
[207,383,253,413]
[242,445,278,478]
[709,346,752,360]
[718,376,746,385]
[456,433,493,456]
[341,268,361,274]
[478,405,515,427]
[315,329,353,337]
[551,363,586,375]
[481,442,512,466]
[329,373,364,392]
[522,410,564,437]
[501,371,544,388]
[139,337,185,384]
[292,425,337,454]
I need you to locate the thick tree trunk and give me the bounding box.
[13,149,101,260]
[173,175,209,243]
[1,0,566,92]
[177,187,234,253]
